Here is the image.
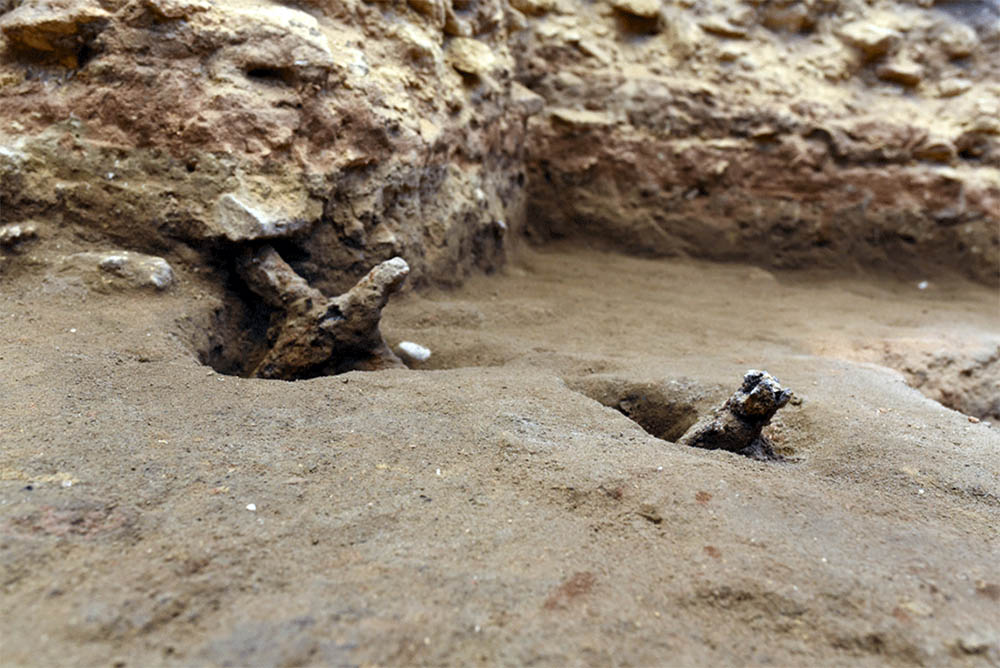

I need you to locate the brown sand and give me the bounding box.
[1,243,998,666]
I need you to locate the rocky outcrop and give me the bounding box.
[0,0,997,297]
[0,0,531,292]
[516,0,1000,284]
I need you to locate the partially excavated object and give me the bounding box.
[238,245,410,380]
[678,370,792,460]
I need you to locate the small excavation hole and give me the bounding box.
[567,375,704,442]
[189,260,273,378]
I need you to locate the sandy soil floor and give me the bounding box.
[1,243,998,666]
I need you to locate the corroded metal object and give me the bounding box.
[239,245,409,379]
[678,370,792,459]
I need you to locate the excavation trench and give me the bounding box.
[191,242,997,432]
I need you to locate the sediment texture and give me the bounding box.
[518,0,1000,284]
[1,0,997,288]
[0,0,529,291]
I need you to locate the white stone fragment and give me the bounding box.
[446,37,496,75]
[214,193,312,242]
[65,251,175,291]
[398,341,432,362]
[836,21,900,58]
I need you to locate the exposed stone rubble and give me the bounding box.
[876,338,1000,423]
[1,0,996,291]
[60,250,174,291]
[515,0,1000,285]
[238,245,410,379]
[0,222,38,250]
[678,370,792,459]
[0,0,529,290]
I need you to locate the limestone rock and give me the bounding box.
[549,108,616,129]
[761,4,813,33]
[144,0,211,20]
[61,251,174,291]
[913,138,956,163]
[220,5,337,80]
[407,0,447,25]
[444,8,473,38]
[213,194,316,243]
[396,23,441,69]
[512,82,545,116]
[0,223,38,250]
[939,78,973,97]
[509,0,555,16]
[699,16,748,38]
[611,0,661,20]
[0,1,110,67]
[937,22,978,59]
[661,8,703,57]
[446,37,497,75]
[877,60,923,87]
[836,21,900,58]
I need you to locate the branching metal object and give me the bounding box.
[239,245,410,379]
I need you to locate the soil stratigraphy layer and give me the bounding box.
[2,245,997,666]
[2,0,998,289]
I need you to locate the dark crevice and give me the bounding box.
[195,252,274,378]
[614,11,661,36]
[246,66,297,86]
[566,375,706,443]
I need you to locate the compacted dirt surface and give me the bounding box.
[2,242,998,666]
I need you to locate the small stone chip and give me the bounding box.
[398,341,432,362]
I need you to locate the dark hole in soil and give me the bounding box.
[246,66,296,86]
[196,271,274,378]
[566,375,705,442]
[614,11,661,36]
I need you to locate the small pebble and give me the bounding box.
[968,416,980,424]
[398,341,432,362]
[246,503,257,512]
[917,280,929,290]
